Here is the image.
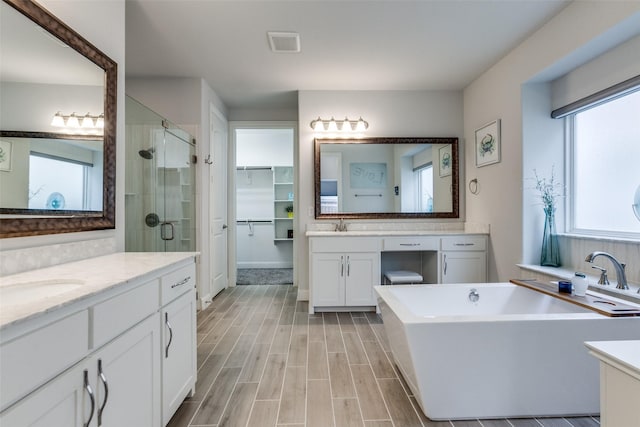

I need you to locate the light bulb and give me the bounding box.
[327,117,338,132]
[342,118,352,132]
[95,114,104,128]
[81,113,94,128]
[51,112,65,127]
[312,117,324,132]
[355,117,368,132]
[66,113,80,128]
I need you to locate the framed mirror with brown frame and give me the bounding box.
[315,137,459,219]
[0,0,117,238]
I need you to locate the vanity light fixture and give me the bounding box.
[51,111,104,131]
[310,116,368,132]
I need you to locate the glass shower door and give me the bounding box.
[125,96,196,252]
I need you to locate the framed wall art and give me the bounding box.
[475,119,501,167]
[438,144,452,177]
[0,139,12,172]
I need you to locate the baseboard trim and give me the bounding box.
[297,289,309,301]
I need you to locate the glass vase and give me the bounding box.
[540,207,560,267]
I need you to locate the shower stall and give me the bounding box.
[125,96,196,252]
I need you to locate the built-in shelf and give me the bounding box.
[273,167,293,242]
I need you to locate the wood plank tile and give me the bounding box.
[166,401,198,427]
[293,312,309,335]
[333,398,364,427]
[296,300,309,313]
[245,309,268,334]
[279,304,295,325]
[506,420,543,427]
[368,322,391,352]
[307,380,334,427]
[411,396,454,426]
[480,419,511,427]
[308,341,329,380]
[349,364,390,421]
[343,332,368,365]
[270,325,292,354]
[239,342,270,382]
[451,421,483,427]
[189,353,226,401]
[231,304,254,327]
[288,333,308,367]
[362,340,396,379]
[562,418,599,427]
[328,352,355,398]
[308,316,325,342]
[197,341,215,369]
[201,316,234,344]
[266,301,284,319]
[197,311,222,334]
[353,317,377,341]
[364,421,393,427]
[536,418,573,427]
[256,353,287,400]
[277,366,307,424]
[224,333,257,368]
[246,400,280,427]
[377,378,423,427]
[337,312,357,334]
[212,325,243,357]
[255,317,278,345]
[324,313,345,353]
[218,382,258,427]
[191,367,241,425]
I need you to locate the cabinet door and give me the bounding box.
[94,314,160,427]
[0,361,88,427]
[441,251,487,284]
[162,290,196,425]
[345,252,379,306]
[311,253,345,306]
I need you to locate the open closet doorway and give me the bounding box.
[229,123,296,287]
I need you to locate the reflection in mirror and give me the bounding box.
[0,0,116,237]
[315,138,458,219]
[0,132,103,212]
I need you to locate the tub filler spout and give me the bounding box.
[585,251,628,290]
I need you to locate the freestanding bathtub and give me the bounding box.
[375,282,640,420]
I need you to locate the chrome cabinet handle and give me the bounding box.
[399,243,420,246]
[165,312,173,358]
[171,276,190,289]
[443,254,448,275]
[340,256,344,277]
[83,370,95,427]
[347,256,350,276]
[454,242,474,247]
[97,359,109,426]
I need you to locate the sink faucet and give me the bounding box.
[335,218,348,232]
[585,252,629,291]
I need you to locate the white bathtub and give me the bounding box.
[375,283,640,420]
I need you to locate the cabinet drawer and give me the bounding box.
[161,264,196,306]
[310,237,380,253]
[92,280,159,348]
[440,236,486,251]
[0,310,89,411]
[383,237,438,251]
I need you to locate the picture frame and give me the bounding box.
[475,119,501,167]
[438,144,452,177]
[0,139,12,172]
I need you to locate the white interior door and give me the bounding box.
[210,105,228,297]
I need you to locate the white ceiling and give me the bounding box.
[125,0,571,112]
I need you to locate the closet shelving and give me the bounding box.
[273,166,294,242]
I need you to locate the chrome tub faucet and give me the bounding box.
[585,251,629,291]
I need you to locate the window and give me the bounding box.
[29,154,87,210]
[415,164,433,212]
[568,89,640,237]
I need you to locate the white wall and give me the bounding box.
[0,0,125,275]
[464,2,640,282]
[297,90,464,298]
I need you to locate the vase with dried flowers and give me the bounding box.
[533,167,561,267]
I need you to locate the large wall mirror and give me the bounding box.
[315,137,459,219]
[0,0,117,238]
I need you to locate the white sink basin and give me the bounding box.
[0,279,85,306]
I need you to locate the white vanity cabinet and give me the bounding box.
[160,265,197,426]
[440,236,487,284]
[310,237,380,310]
[0,253,197,427]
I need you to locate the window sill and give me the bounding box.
[558,233,640,245]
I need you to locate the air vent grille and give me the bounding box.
[267,32,300,53]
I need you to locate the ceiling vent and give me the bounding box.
[267,32,300,53]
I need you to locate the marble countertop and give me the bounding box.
[585,340,640,377]
[305,230,487,237]
[0,252,198,330]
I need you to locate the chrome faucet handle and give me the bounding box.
[591,265,609,285]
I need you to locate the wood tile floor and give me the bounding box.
[168,285,601,427]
